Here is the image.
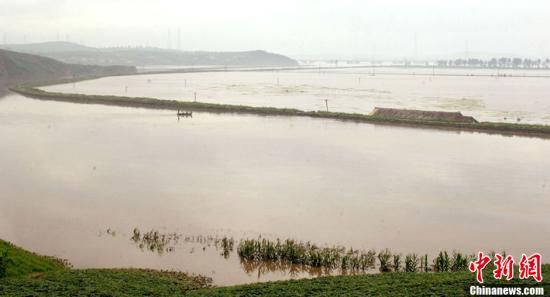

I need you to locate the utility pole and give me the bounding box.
[372,43,377,76]
[324,99,329,112]
[413,33,418,63]
[465,40,469,60]
[177,28,181,50]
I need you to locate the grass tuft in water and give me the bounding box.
[405,253,419,272]
[377,249,393,272]
[393,254,402,272]
[433,251,451,272]
[237,239,378,272]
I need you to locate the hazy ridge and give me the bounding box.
[0,42,299,67]
[0,49,136,88]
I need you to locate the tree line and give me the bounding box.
[436,57,550,68]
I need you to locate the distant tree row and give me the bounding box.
[436,58,550,68]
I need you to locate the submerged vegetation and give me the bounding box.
[10,81,550,138]
[130,228,235,257]
[124,229,480,277]
[131,228,181,254]
[236,238,475,274]
[122,229,498,277]
[237,238,376,272]
[405,253,419,272]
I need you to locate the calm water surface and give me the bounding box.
[1,93,549,285]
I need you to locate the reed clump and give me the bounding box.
[131,228,181,254]
[405,253,419,272]
[377,249,392,272]
[433,251,472,272]
[237,238,377,272]
[392,254,402,272]
[237,238,477,275]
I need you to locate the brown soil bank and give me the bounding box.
[371,107,478,124]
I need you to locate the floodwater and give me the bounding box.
[1,92,550,285]
[43,67,550,124]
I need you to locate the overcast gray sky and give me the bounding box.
[1,0,549,60]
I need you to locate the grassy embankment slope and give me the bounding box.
[11,81,550,138]
[1,239,549,297]
[0,49,135,88]
[0,239,211,296]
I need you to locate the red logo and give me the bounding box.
[470,252,543,283]
[493,254,514,280]
[519,253,542,282]
[469,251,491,283]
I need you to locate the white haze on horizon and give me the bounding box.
[1,0,549,60]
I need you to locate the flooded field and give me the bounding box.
[43,67,550,124]
[1,93,550,285]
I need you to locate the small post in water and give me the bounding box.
[194,92,197,102]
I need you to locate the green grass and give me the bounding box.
[0,269,212,297]
[1,238,548,296]
[10,83,550,139]
[186,268,549,297]
[0,239,211,296]
[1,267,548,297]
[0,239,69,278]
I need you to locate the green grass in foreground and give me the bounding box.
[1,266,548,297]
[0,239,68,278]
[1,239,549,296]
[0,269,212,297]
[186,268,549,297]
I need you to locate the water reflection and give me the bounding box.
[240,258,334,278]
[239,258,380,279]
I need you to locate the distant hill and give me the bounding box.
[0,49,136,87]
[0,42,298,67]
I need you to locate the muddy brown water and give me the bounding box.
[1,93,549,285]
[43,68,550,125]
